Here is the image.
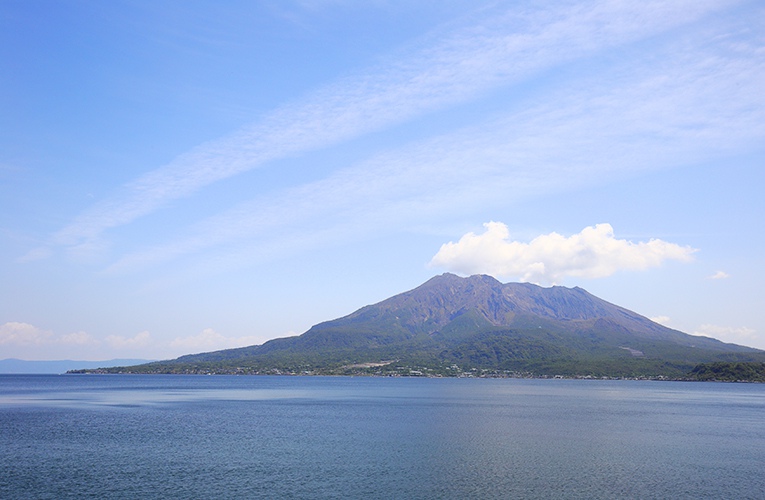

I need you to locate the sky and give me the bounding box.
[2,0,764,361]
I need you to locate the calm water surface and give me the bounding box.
[1,375,763,499]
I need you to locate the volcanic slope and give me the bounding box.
[101,274,765,377]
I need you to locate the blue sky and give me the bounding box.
[2,0,764,360]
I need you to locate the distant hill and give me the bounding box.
[75,274,765,378]
[1,358,154,374]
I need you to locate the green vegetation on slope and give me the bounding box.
[68,328,765,379]
[686,362,765,382]
[67,274,765,380]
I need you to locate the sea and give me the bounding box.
[1,375,763,499]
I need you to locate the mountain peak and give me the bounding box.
[111,274,765,377]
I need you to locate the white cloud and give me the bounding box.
[0,323,105,360]
[0,323,257,360]
[694,324,758,347]
[59,331,99,346]
[169,328,261,353]
[105,331,152,350]
[0,322,53,345]
[708,270,730,279]
[650,316,672,326]
[430,222,697,284]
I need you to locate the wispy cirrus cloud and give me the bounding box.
[32,0,735,261]
[106,19,765,277]
[708,271,731,279]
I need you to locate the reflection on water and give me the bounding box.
[1,375,764,499]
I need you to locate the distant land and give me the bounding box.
[1,359,154,374]
[70,274,765,379]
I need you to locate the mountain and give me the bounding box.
[80,274,765,378]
